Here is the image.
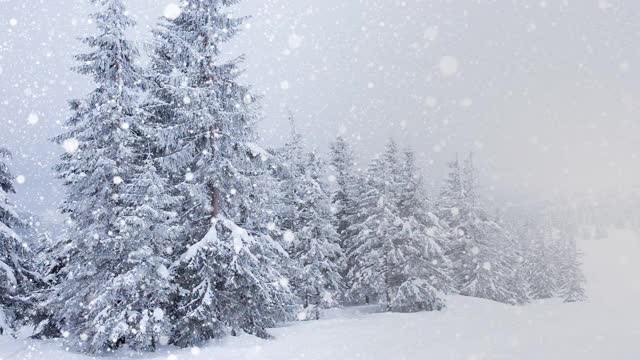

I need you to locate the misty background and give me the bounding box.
[1,0,639,223]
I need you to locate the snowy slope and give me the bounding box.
[1,230,639,360]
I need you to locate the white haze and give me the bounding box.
[1,0,639,219]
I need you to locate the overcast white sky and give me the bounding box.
[1,0,639,220]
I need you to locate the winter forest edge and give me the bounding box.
[0,0,610,356]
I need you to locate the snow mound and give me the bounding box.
[1,231,639,359]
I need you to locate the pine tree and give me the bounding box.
[346,155,395,306]
[329,137,360,249]
[273,119,306,239]
[455,215,525,304]
[329,137,365,304]
[524,237,558,300]
[48,0,178,352]
[0,147,39,335]
[294,153,345,318]
[275,127,344,319]
[557,241,587,303]
[395,148,453,299]
[347,140,447,312]
[440,154,526,304]
[437,156,468,284]
[437,155,467,226]
[148,0,295,345]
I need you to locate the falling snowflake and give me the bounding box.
[27,113,39,125]
[153,308,165,321]
[159,335,170,346]
[163,3,182,20]
[15,175,26,184]
[157,265,170,279]
[439,56,459,76]
[283,230,295,242]
[278,277,290,289]
[62,138,80,154]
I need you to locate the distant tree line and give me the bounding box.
[0,0,586,354]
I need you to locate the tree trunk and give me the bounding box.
[210,183,220,218]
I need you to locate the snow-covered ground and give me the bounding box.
[2,229,639,360]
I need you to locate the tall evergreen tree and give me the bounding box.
[0,147,39,335]
[329,137,364,303]
[436,155,468,282]
[329,137,360,248]
[346,155,394,306]
[557,241,587,303]
[457,216,528,304]
[48,0,178,352]
[439,154,527,304]
[397,148,454,294]
[275,127,344,319]
[273,119,306,238]
[347,140,447,312]
[437,155,467,223]
[524,238,558,300]
[297,153,344,312]
[148,0,295,345]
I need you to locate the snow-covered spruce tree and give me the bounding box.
[49,0,178,352]
[539,214,586,302]
[556,240,587,302]
[437,155,466,222]
[395,148,454,298]
[148,0,295,346]
[345,155,394,306]
[455,215,526,304]
[347,140,446,312]
[436,155,468,280]
[273,119,306,242]
[329,137,365,304]
[0,147,39,335]
[440,154,527,304]
[329,137,360,253]
[275,127,344,319]
[523,235,558,300]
